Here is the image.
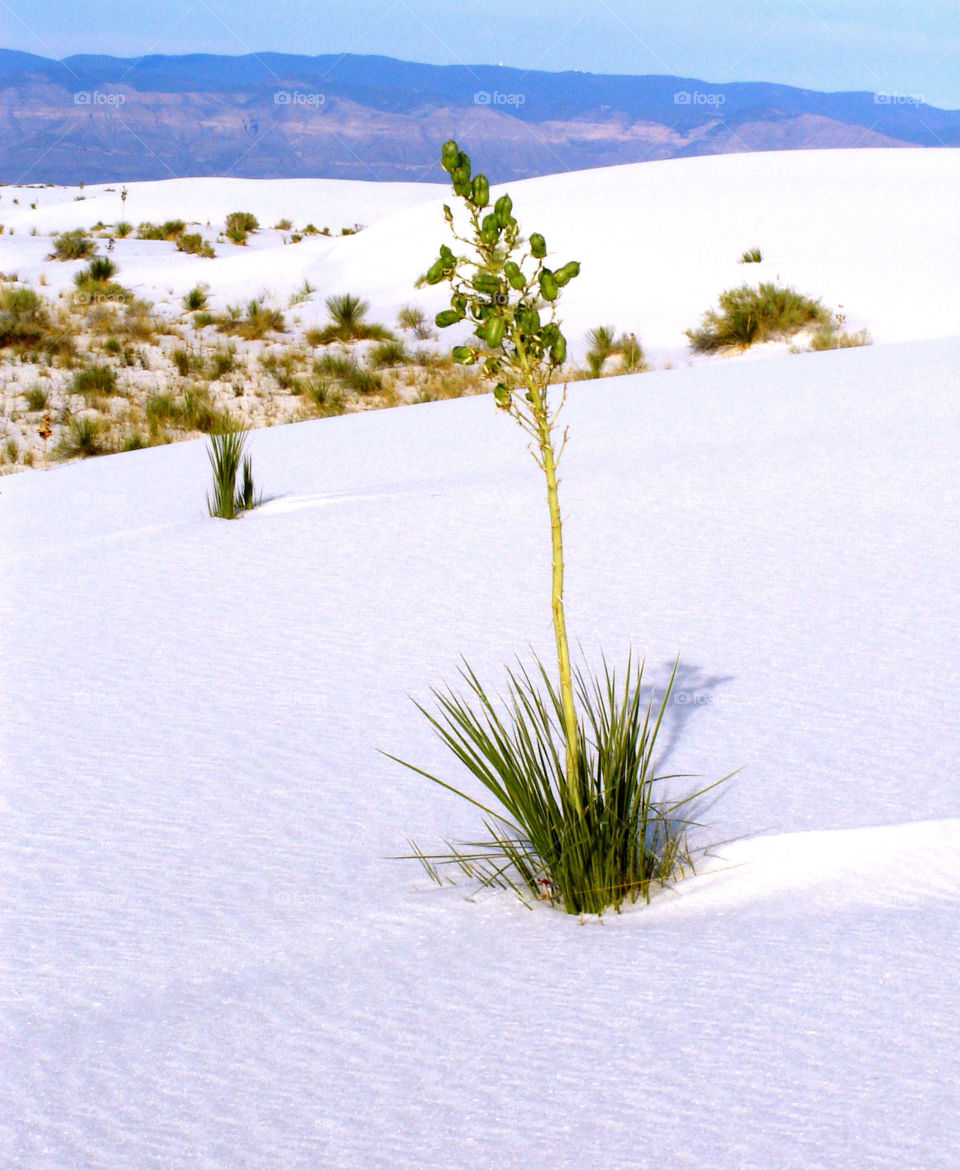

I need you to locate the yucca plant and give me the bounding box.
[399,657,728,914]
[311,293,394,344]
[396,139,729,914]
[206,428,259,519]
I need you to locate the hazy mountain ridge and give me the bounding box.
[1,49,958,183]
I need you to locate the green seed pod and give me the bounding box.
[484,316,505,347]
[480,214,499,245]
[519,306,541,333]
[456,152,471,178]
[442,203,453,224]
[494,194,513,227]
[551,333,567,363]
[452,345,476,364]
[493,382,511,407]
[471,174,490,208]
[425,260,445,285]
[435,308,464,328]
[453,176,471,198]
[553,260,581,287]
[503,261,525,290]
[541,322,560,346]
[529,232,547,258]
[483,356,502,377]
[473,271,501,296]
[539,269,558,301]
[441,140,460,171]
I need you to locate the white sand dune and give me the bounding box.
[4,148,959,362]
[3,292,959,1168]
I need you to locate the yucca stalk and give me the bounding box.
[426,137,582,803]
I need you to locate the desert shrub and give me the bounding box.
[740,247,763,263]
[137,220,185,241]
[302,223,320,235]
[177,233,215,258]
[182,284,209,311]
[23,383,50,410]
[686,283,829,352]
[340,223,364,235]
[206,428,259,519]
[225,211,259,234]
[170,347,199,377]
[192,311,215,328]
[0,286,51,350]
[315,351,382,395]
[114,221,133,238]
[218,299,285,339]
[120,299,158,342]
[397,304,435,340]
[309,293,394,344]
[808,321,872,350]
[397,139,729,915]
[206,347,237,380]
[260,348,300,388]
[273,218,293,231]
[288,279,314,307]
[71,364,117,399]
[55,414,106,459]
[82,256,118,283]
[617,332,647,374]
[50,230,95,260]
[145,386,225,433]
[369,339,410,368]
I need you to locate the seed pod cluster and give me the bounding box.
[431,138,581,395]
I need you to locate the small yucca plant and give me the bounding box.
[206,428,259,519]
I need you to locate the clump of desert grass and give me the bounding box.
[686,283,829,352]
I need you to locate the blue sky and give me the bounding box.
[4,0,960,107]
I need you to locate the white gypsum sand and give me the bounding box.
[2,330,959,1168]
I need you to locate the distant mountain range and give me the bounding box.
[1,49,958,184]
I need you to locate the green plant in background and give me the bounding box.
[309,293,394,344]
[182,284,209,312]
[206,427,260,519]
[396,139,724,914]
[740,246,763,263]
[585,324,616,377]
[50,230,96,261]
[177,233,215,258]
[686,282,828,352]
